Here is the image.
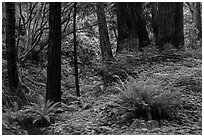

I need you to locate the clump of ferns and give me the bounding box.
[3,94,78,128]
[114,75,183,121]
[22,94,62,126]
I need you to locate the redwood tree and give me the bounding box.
[157,2,184,51]
[175,2,184,48]
[117,3,137,52]
[96,2,114,61]
[6,2,19,93]
[195,2,202,39]
[116,2,150,52]
[151,2,159,43]
[46,2,61,102]
[73,2,80,97]
[135,3,150,49]
[187,2,202,39]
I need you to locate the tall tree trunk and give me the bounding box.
[116,3,133,52]
[6,2,19,93]
[195,2,202,39]
[73,2,80,97]
[151,2,159,44]
[186,2,202,40]
[46,2,61,103]
[135,3,150,49]
[96,2,114,61]
[157,2,184,51]
[157,2,175,51]
[116,2,149,52]
[174,2,184,49]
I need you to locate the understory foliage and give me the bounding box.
[114,75,183,122]
[2,45,202,135]
[22,94,62,125]
[2,94,62,131]
[2,93,82,135]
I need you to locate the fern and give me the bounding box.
[115,75,151,107]
[22,94,62,124]
[114,75,182,121]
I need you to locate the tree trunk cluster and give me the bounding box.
[117,2,150,52]
[156,2,184,51]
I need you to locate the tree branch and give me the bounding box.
[186,2,194,13]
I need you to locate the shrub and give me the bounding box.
[114,75,182,122]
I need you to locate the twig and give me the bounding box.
[22,73,46,87]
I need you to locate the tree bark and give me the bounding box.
[46,2,61,102]
[116,2,149,52]
[135,3,150,49]
[116,3,132,52]
[186,2,202,40]
[117,3,137,43]
[157,2,184,51]
[6,2,19,93]
[73,2,80,97]
[157,2,175,51]
[174,2,184,49]
[151,2,159,44]
[195,2,202,39]
[96,2,114,61]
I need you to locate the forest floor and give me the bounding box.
[2,46,202,135]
